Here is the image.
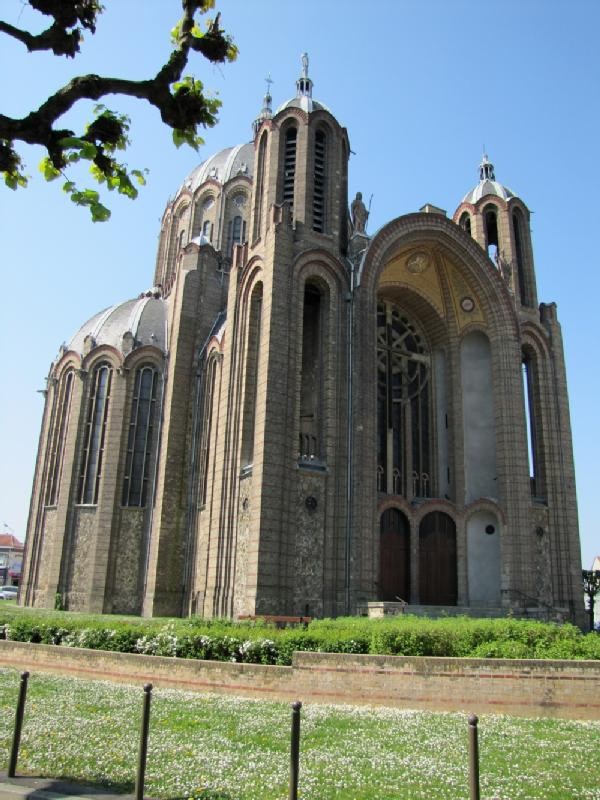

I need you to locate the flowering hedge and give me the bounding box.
[0,608,598,665]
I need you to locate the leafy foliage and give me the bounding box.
[0,607,597,665]
[0,1,237,220]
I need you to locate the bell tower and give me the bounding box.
[454,154,538,308]
[250,53,350,258]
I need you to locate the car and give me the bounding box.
[0,586,18,600]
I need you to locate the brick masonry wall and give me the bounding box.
[0,641,598,720]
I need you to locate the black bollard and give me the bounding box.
[135,683,153,800]
[468,714,480,800]
[289,701,302,800]
[8,670,30,778]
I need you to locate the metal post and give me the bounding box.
[289,701,302,800]
[135,683,152,800]
[8,670,30,778]
[468,714,480,800]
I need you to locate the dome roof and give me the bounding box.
[67,295,168,358]
[275,53,332,117]
[461,154,517,205]
[175,142,254,200]
[275,96,331,114]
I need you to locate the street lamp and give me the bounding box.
[582,570,600,633]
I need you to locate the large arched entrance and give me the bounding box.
[379,507,410,602]
[419,511,457,605]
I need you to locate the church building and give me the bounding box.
[21,57,584,625]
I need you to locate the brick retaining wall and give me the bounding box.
[0,641,598,719]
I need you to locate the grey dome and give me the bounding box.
[68,296,168,357]
[176,142,254,199]
[275,96,331,114]
[462,179,516,205]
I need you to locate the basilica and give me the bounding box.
[21,57,584,625]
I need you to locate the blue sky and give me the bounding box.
[1,0,598,568]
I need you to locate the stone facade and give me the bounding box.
[21,58,584,625]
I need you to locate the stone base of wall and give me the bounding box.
[0,641,598,720]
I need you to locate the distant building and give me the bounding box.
[21,57,584,625]
[0,534,24,586]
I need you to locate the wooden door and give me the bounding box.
[419,511,457,605]
[379,508,410,602]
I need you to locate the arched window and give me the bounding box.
[253,132,267,242]
[283,126,297,211]
[459,211,471,236]
[241,283,263,468]
[299,284,324,462]
[226,215,247,258]
[122,366,159,507]
[513,210,533,307]
[313,129,327,232]
[377,302,431,498]
[379,508,410,602]
[199,354,219,506]
[192,194,215,239]
[484,204,499,261]
[77,362,113,504]
[45,369,74,506]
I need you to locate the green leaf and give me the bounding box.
[39,157,61,181]
[62,181,76,193]
[90,202,111,223]
[131,169,147,186]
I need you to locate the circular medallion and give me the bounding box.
[460,296,475,313]
[406,252,430,274]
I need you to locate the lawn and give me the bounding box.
[0,668,598,799]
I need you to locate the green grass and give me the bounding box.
[0,668,598,799]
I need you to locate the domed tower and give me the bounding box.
[250,52,350,255]
[453,154,537,309]
[154,142,254,296]
[192,55,354,618]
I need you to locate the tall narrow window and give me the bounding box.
[283,127,297,210]
[299,285,323,461]
[484,204,499,261]
[313,129,327,232]
[241,284,263,468]
[522,351,545,499]
[122,366,159,507]
[253,132,267,242]
[78,363,113,504]
[226,215,246,258]
[513,210,532,306]
[459,212,471,236]
[199,355,218,505]
[202,219,212,242]
[377,302,431,498]
[45,370,74,506]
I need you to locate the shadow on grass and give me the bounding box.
[5,774,135,797]
[7,775,237,800]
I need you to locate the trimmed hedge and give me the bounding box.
[0,606,597,666]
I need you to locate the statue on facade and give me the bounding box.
[351,191,369,234]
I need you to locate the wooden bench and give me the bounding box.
[237,614,312,628]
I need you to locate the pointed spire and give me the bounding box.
[479,152,496,182]
[296,52,313,101]
[252,74,274,137]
